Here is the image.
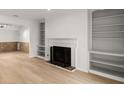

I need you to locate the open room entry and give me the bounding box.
[0,23,29,54]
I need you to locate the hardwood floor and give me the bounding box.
[0,52,121,84]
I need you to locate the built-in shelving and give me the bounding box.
[90,9,124,82]
[37,22,45,57]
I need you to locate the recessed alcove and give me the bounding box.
[89,9,124,82]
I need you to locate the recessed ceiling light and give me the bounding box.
[13,15,19,17]
[0,24,7,28]
[47,9,51,11]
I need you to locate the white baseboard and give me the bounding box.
[77,67,89,73]
[36,56,49,61]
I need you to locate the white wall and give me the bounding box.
[0,30,19,42]
[45,10,89,72]
[0,24,20,42]
[19,27,30,42]
[0,15,40,57]
[0,10,89,72]
[29,21,40,57]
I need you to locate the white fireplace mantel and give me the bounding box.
[46,38,77,67]
[48,38,77,48]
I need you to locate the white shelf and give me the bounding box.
[93,31,124,33]
[90,51,124,57]
[93,24,124,27]
[89,69,124,82]
[93,37,124,38]
[94,13,124,19]
[90,60,124,68]
[38,50,45,52]
[38,45,45,47]
[92,37,124,40]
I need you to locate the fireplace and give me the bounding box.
[50,46,71,67]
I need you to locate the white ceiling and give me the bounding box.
[0,9,48,20]
[0,9,77,21]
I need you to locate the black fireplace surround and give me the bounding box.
[50,46,71,67]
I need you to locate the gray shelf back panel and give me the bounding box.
[38,47,45,51]
[39,22,45,45]
[40,41,45,45]
[93,16,124,27]
[93,25,124,32]
[93,9,124,18]
[92,38,124,53]
[38,51,45,57]
[40,35,45,40]
[93,32,124,38]
[92,38,124,54]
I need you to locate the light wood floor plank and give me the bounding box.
[0,52,121,84]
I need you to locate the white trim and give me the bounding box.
[93,31,124,33]
[37,56,49,61]
[77,67,89,73]
[90,51,124,57]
